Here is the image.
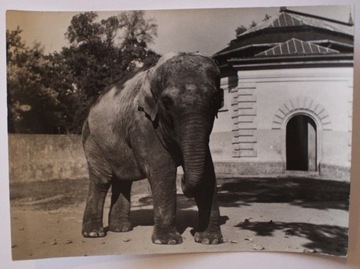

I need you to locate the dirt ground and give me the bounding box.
[9,175,350,260]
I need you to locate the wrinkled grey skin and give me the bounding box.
[82,52,223,245]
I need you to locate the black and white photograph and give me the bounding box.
[5,3,355,263]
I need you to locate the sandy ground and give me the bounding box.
[10,176,350,260]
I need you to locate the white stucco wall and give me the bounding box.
[211,66,353,180]
[210,78,235,161]
[255,68,352,166]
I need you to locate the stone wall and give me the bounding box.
[8,134,88,183]
[8,132,350,183]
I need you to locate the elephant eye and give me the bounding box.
[161,95,174,110]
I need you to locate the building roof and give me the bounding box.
[255,38,339,57]
[213,8,354,73]
[239,8,354,37]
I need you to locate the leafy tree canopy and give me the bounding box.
[235,25,247,37]
[235,14,271,38]
[7,28,63,133]
[7,11,160,134]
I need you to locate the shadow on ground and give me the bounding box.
[130,176,349,256]
[10,176,350,211]
[217,176,350,210]
[236,220,348,256]
[129,207,228,235]
[10,176,350,256]
[133,176,350,211]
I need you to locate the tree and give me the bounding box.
[7,28,63,133]
[7,11,160,134]
[235,25,247,37]
[263,14,271,22]
[249,20,258,29]
[57,11,160,133]
[235,14,271,38]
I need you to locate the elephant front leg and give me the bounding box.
[194,189,223,244]
[82,178,110,238]
[149,169,183,245]
[194,152,223,244]
[108,180,133,232]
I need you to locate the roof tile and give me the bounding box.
[240,9,353,37]
[255,38,339,57]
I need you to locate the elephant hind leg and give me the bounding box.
[82,138,113,238]
[82,171,111,238]
[108,179,133,232]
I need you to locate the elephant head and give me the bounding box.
[138,53,223,197]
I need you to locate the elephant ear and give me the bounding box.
[137,70,158,123]
[218,88,224,110]
[213,88,224,111]
[213,88,224,118]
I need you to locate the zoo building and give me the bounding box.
[210,7,354,182]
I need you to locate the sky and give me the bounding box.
[6,5,353,56]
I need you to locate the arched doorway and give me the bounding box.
[286,115,317,171]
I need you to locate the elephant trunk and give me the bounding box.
[178,115,210,198]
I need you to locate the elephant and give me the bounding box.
[81,52,224,245]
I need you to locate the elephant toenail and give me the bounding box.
[202,239,210,244]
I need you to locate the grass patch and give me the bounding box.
[9,178,89,211]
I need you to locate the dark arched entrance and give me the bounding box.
[286,115,317,171]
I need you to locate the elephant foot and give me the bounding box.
[82,224,106,238]
[194,229,223,245]
[152,226,183,245]
[109,221,133,233]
